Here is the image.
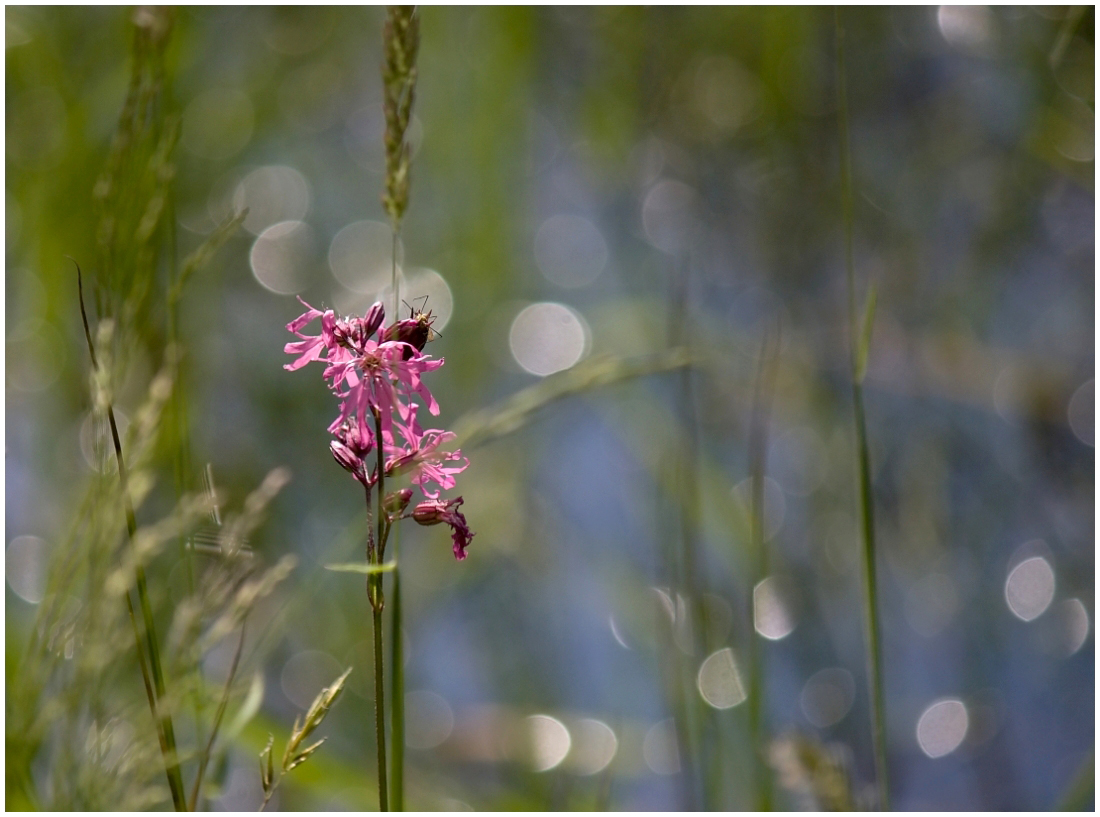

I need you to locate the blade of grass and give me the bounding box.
[76,261,188,811]
[835,9,890,810]
[188,619,247,810]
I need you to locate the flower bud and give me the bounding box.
[411,499,448,525]
[330,440,362,475]
[363,301,385,338]
[384,488,413,516]
[411,496,473,560]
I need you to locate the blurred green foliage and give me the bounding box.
[6,6,1094,811]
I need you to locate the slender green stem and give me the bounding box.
[392,228,400,320]
[390,529,404,810]
[836,9,889,810]
[76,262,188,811]
[189,620,246,810]
[370,408,390,811]
[373,605,389,811]
[389,204,405,815]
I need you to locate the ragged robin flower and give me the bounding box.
[285,297,472,560]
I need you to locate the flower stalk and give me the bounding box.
[285,291,472,812]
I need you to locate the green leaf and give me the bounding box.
[855,282,877,384]
[324,560,397,575]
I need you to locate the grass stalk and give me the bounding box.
[188,620,246,810]
[77,263,188,811]
[835,9,890,810]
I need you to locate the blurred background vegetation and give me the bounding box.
[6,5,1094,811]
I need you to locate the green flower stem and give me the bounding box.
[836,9,890,810]
[390,555,404,811]
[373,604,389,811]
[371,408,390,812]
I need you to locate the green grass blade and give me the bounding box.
[855,283,877,385]
[836,8,890,810]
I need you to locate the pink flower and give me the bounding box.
[283,299,337,371]
[386,421,469,499]
[285,298,475,560]
[324,340,444,446]
[411,497,473,560]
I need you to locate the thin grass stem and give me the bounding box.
[76,262,188,811]
[390,531,404,810]
[835,9,890,810]
[189,620,246,810]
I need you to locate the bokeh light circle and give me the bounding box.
[7,535,49,603]
[250,220,316,294]
[234,166,312,235]
[280,650,342,711]
[405,690,455,750]
[1004,556,1055,622]
[328,220,402,294]
[753,576,797,640]
[567,719,618,775]
[916,698,969,758]
[534,214,608,288]
[800,668,855,728]
[642,180,698,255]
[509,302,588,376]
[643,719,681,775]
[1067,379,1094,447]
[527,714,571,772]
[697,647,746,709]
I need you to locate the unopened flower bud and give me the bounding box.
[363,301,385,338]
[330,440,362,475]
[411,499,448,525]
[384,488,413,516]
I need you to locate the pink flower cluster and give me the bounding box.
[285,298,473,559]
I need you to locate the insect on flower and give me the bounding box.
[382,296,439,357]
